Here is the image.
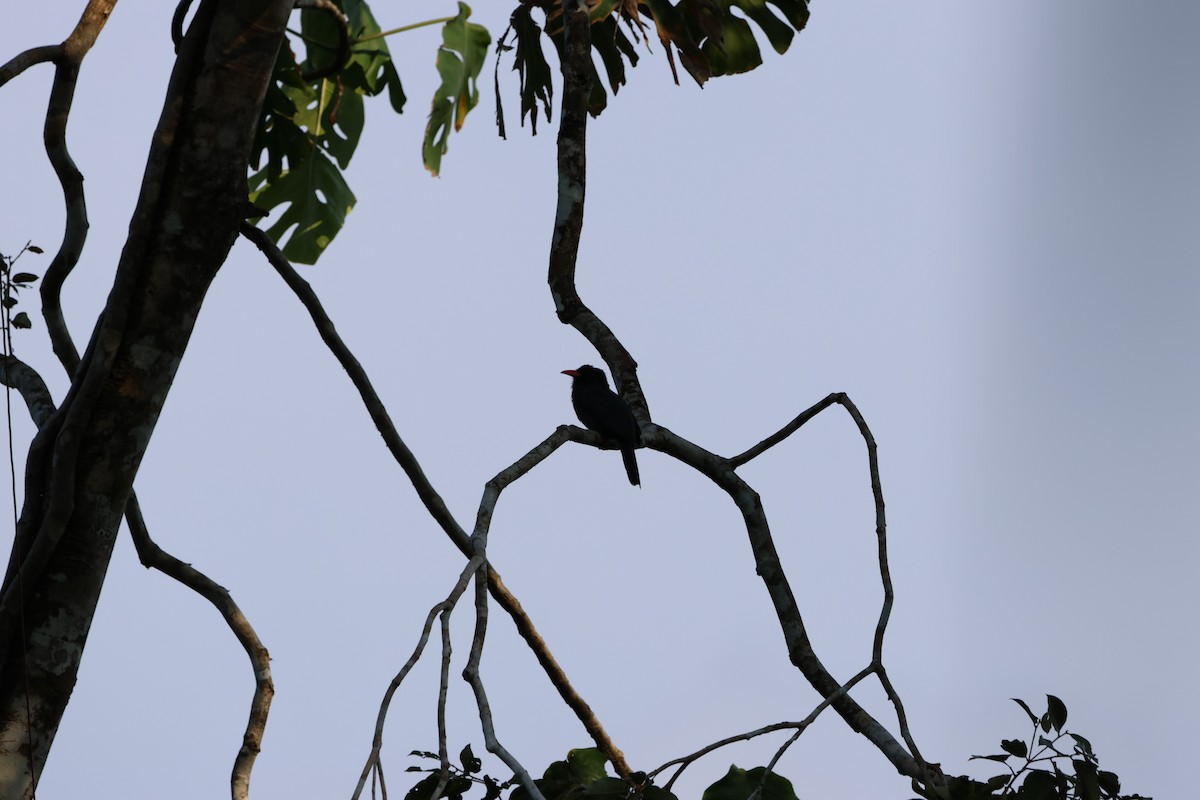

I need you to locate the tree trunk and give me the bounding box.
[0,2,293,796]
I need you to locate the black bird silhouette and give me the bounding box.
[561,365,641,487]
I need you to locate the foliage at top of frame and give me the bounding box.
[496,0,810,133]
[248,0,810,265]
[248,0,407,264]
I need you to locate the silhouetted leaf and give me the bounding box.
[1013,698,1039,724]
[1001,739,1029,758]
[1074,759,1100,800]
[11,312,31,329]
[460,744,482,774]
[1096,770,1120,797]
[26,245,44,254]
[11,273,37,284]
[1046,695,1068,731]
[702,766,798,800]
[1018,771,1059,800]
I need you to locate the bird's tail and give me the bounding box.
[621,447,641,487]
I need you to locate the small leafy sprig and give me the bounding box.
[405,744,510,800]
[951,695,1150,800]
[1,242,42,332]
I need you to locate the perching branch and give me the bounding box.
[545,0,645,417]
[241,223,630,782]
[541,0,933,788]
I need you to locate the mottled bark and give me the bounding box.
[0,2,294,796]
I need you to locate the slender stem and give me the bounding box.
[354,16,456,44]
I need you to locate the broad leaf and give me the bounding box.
[250,149,356,265]
[1046,695,1068,732]
[702,766,799,800]
[424,3,491,176]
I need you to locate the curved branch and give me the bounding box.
[0,45,62,87]
[651,665,875,792]
[545,0,646,416]
[0,357,55,428]
[0,358,274,800]
[728,393,841,467]
[124,494,275,800]
[242,224,630,778]
[643,422,925,781]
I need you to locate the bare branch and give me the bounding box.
[351,556,484,800]
[124,494,275,800]
[0,358,55,428]
[644,422,925,781]
[650,663,876,791]
[545,0,645,416]
[463,565,546,800]
[0,46,62,87]
[729,392,841,467]
[244,224,631,775]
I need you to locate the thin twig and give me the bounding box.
[351,556,485,800]
[243,223,631,775]
[728,392,841,467]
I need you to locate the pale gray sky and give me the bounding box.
[2,2,1196,798]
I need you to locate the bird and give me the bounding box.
[561,365,642,487]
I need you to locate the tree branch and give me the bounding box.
[544,0,645,416]
[242,224,630,781]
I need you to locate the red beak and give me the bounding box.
[561,369,580,377]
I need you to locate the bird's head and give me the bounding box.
[561,365,608,385]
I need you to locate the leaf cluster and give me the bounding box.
[248,0,405,264]
[0,243,42,332]
[405,747,803,800]
[405,745,509,800]
[926,696,1150,800]
[496,0,810,131]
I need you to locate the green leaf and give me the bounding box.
[1046,695,1068,732]
[340,0,407,110]
[250,148,357,264]
[460,743,482,775]
[702,766,799,800]
[11,311,31,329]
[703,13,762,77]
[1001,739,1029,759]
[423,2,491,176]
[582,777,628,797]
[567,748,610,785]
